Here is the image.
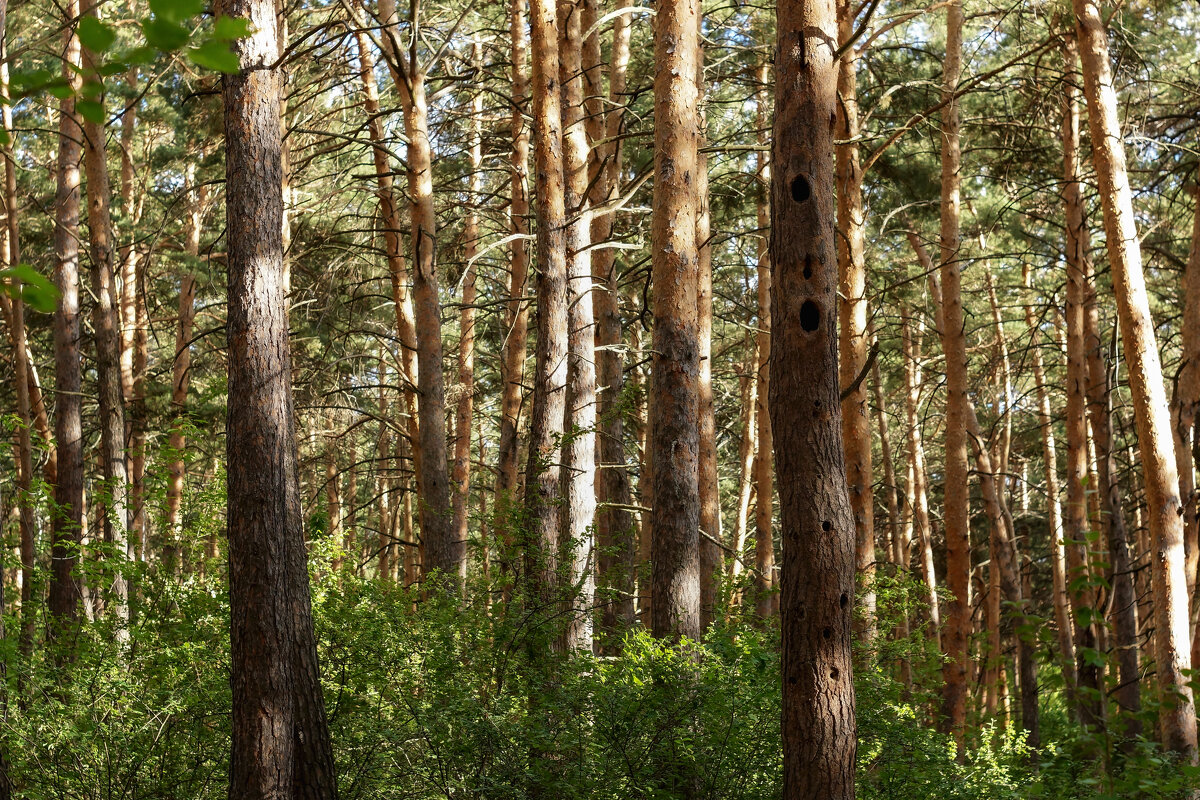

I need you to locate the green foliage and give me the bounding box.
[0,264,59,313]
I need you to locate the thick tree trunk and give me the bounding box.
[1072,0,1198,761]
[836,0,875,641]
[81,11,131,627]
[49,5,85,627]
[590,0,636,643]
[559,0,596,650]
[219,0,338,790]
[936,0,971,749]
[753,65,776,620]
[523,0,569,609]
[773,1,857,795]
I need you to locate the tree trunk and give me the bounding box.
[523,0,569,609]
[772,1,857,794]
[836,0,875,641]
[900,304,939,642]
[936,0,971,749]
[589,0,636,644]
[81,8,131,627]
[1073,0,1198,759]
[49,4,85,627]
[558,0,596,650]
[1178,165,1200,633]
[495,0,532,577]
[1022,265,1078,693]
[450,42,482,582]
[649,0,703,640]
[753,64,776,620]
[731,329,757,584]
[219,0,338,789]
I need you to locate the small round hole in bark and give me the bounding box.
[788,675,797,684]
[790,174,811,202]
[830,667,840,680]
[822,627,833,639]
[800,300,820,331]
[840,592,849,608]
[822,520,832,532]
[803,254,813,279]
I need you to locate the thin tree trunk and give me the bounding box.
[48,4,84,627]
[327,420,343,574]
[731,330,757,583]
[589,0,635,643]
[900,304,939,642]
[1023,265,1078,693]
[495,0,532,575]
[559,0,596,650]
[1073,0,1197,759]
[836,0,875,641]
[220,0,338,789]
[450,42,482,581]
[81,6,131,627]
[936,0,971,749]
[1178,163,1200,631]
[772,0,857,794]
[753,64,776,620]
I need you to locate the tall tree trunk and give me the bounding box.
[49,3,85,627]
[450,43,482,580]
[772,0,857,794]
[589,0,635,643]
[753,64,776,619]
[870,326,901,567]
[559,0,596,650]
[936,0,971,749]
[1187,168,1200,671]
[836,0,874,641]
[731,330,757,583]
[81,5,131,627]
[1062,30,1106,733]
[495,0,532,576]
[523,0,569,609]
[649,0,703,640]
[1178,165,1200,633]
[219,0,338,789]
[1022,265,1077,693]
[696,54,720,634]
[1072,0,1198,761]
[327,420,343,573]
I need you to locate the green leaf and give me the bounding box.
[212,16,252,41]
[188,40,240,73]
[0,265,60,313]
[125,45,157,64]
[47,84,75,100]
[79,80,104,98]
[149,0,205,24]
[76,99,106,124]
[78,16,117,53]
[141,17,189,51]
[97,62,130,77]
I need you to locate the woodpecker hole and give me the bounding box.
[803,254,813,280]
[800,300,820,331]
[823,627,833,639]
[823,520,832,532]
[840,592,849,608]
[791,174,811,202]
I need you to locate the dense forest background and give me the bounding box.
[1,0,1200,796]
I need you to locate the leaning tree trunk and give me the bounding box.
[219,0,338,791]
[48,3,84,628]
[1072,0,1198,762]
[649,0,703,641]
[773,1,858,796]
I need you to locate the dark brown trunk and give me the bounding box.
[219,0,338,791]
[772,1,857,795]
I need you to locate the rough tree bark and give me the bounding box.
[1072,0,1198,759]
[773,0,857,795]
[219,0,338,790]
[649,0,704,639]
[836,0,875,641]
[48,3,84,627]
[754,63,776,620]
